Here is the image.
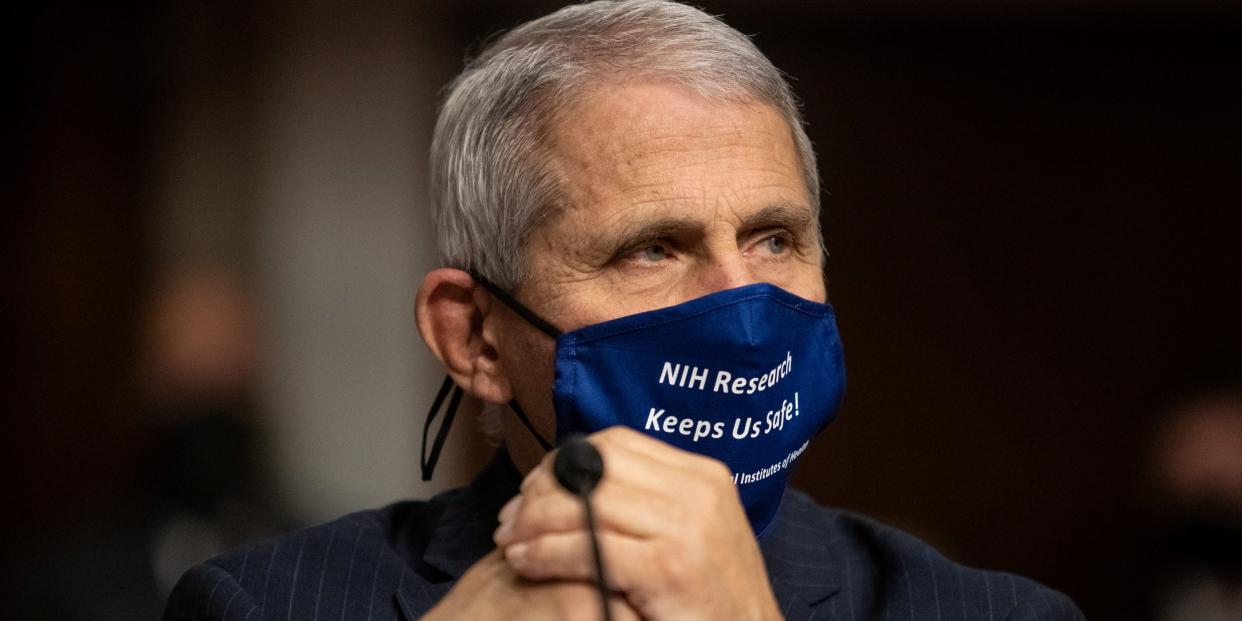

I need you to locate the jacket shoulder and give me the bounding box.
[163,502,425,621]
[780,490,1084,620]
[164,562,258,620]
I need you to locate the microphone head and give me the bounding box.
[554,434,604,496]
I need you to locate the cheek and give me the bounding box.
[782,261,828,303]
[543,277,663,331]
[503,328,557,385]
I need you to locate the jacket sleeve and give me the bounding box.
[163,562,260,621]
[1003,584,1085,621]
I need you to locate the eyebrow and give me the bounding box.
[595,202,816,261]
[737,202,815,236]
[599,216,704,260]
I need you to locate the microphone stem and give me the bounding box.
[581,494,613,621]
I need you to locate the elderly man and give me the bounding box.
[166,1,1083,619]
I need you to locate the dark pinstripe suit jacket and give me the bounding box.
[164,449,1083,620]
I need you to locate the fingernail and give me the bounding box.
[505,542,528,566]
[491,511,516,546]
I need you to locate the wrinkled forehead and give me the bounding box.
[541,81,810,227]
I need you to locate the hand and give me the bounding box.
[423,549,641,621]
[494,426,783,621]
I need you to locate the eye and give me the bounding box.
[762,235,789,255]
[639,244,669,262]
[612,240,676,270]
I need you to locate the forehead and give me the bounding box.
[542,81,809,224]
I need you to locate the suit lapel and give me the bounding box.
[395,448,520,619]
[760,490,842,619]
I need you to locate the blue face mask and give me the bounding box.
[421,278,846,536]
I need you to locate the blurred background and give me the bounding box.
[9,0,1242,618]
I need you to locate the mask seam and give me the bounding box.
[573,292,833,345]
[558,335,580,440]
[746,298,756,347]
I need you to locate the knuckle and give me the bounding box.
[697,455,734,483]
[513,494,535,522]
[653,545,691,591]
[687,480,718,511]
[709,459,733,482]
[524,496,577,533]
[513,498,545,536]
[520,463,549,494]
[528,472,555,496]
[638,541,662,571]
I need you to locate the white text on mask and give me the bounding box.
[657,351,793,395]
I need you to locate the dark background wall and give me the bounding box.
[12,1,1242,619]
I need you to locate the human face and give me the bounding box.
[528,81,824,317]
[492,81,825,467]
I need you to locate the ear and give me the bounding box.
[414,268,512,404]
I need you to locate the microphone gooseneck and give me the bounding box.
[554,435,612,621]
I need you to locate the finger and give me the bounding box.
[509,440,738,547]
[518,578,642,621]
[557,583,641,621]
[580,589,642,621]
[521,433,715,502]
[591,426,738,492]
[505,530,650,594]
[590,426,686,468]
[605,592,643,621]
[522,425,716,497]
[497,481,669,545]
[520,455,553,494]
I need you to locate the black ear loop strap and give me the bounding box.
[473,273,558,453]
[509,398,554,451]
[472,275,562,340]
[419,378,553,480]
[419,273,558,480]
[420,376,463,481]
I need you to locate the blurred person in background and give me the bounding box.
[1149,351,1242,621]
[12,270,289,619]
[166,1,1082,619]
[137,270,290,596]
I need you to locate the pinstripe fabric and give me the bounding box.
[164,449,1083,620]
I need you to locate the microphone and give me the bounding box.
[554,435,612,621]
[554,434,604,495]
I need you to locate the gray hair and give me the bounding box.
[430,0,819,291]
